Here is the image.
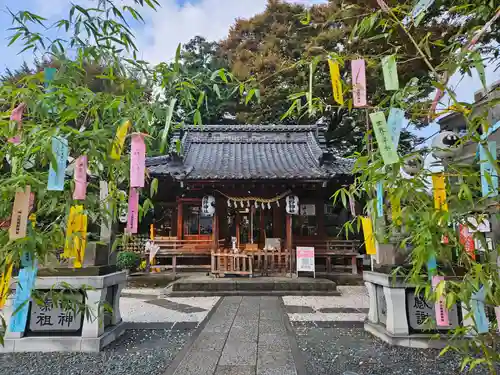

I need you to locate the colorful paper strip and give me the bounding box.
[63,205,87,267]
[9,258,38,333]
[9,185,31,240]
[0,261,13,308]
[387,108,404,149]
[432,275,450,326]
[459,224,476,260]
[427,252,437,276]
[361,216,376,255]
[471,287,489,334]
[111,120,131,160]
[130,134,146,188]
[369,111,399,165]
[8,103,26,144]
[47,136,69,191]
[382,55,399,91]
[99,181,111,241]
[73,155,88,200]
[376,181,384,218]
[351,59,367,107]
[328,60,344,105]
[126,188,139,234]
[44,67,56,87]
[432,174,448,212]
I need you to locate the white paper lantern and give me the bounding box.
[431,131,462,159]
[202,195,216,216]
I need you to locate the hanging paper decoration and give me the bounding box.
[267,202,271,209]
[240,201,244,208]
[261,202,265,209]
[73,155,87,200]
[403,0,435,26]
[126,188,139,234]
[467,9,500,49]
[495,306,500,333]
[111,119,131,160]
[130,134,146,188]
[479,142,498,197]
[44,67,57,87]
[459,224,476,260]
[427,253,437,276]
[247,201,250,207]
[351,59,367,107]
[47,136,69,191]
[432,174,448,211]
[276,200,280,207]
[8,103,26,144]
[9,185,31,240]
[0,260,13,308]
[432,276,450,326]
[369,112,399,165]
[327,60,344,105]
[227,200,231,208]
[361,216,376,255]
[381,55,399,91]
[234,201,238,208]
[349,195,356,217]
[9,257,38,332]
[471,287,489,334]
[376,182,384,218]
[63,205,87,266]
[388,108,404,150]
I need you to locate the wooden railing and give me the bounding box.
[211,249,253,277]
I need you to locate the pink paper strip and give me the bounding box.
[351,59,367,107]
[432,275,450,326]
[8,103,26,144]
[130,134,146,188]
[495,306,500,333]
[126,188,139,234]
[73,156,88,200]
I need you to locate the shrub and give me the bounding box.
[116,251,141,271]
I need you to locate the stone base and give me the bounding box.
[0,321,126,353]
[364,321,448,349]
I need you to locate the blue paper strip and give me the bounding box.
[44,67,56,88]
[387,108,404,150]
[427,252,437,277]
[376,181,384,217]
[9,258,38,333]
[471,287,489,334]
[47,136,69,191]
[479,141,498,197]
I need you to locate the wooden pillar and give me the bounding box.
[236,212,241,249]
[285,214,293,272]
[316,200,326,238]
[176,200,183,239]
[212,213,218,251]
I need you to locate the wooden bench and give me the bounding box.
[294,239,360,274]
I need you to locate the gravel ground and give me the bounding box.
[0,329,192,375]
[294,325,493,375]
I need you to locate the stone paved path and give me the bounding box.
[166,296,301,375]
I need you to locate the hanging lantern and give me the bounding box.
[202,195,215,216]
[431,131,462,159]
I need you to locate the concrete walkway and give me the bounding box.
[165,296,303,375]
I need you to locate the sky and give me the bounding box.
[0,0,499,144]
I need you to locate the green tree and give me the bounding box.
[219,0,464,154]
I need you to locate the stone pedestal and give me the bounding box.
[364,271,463,349]
[0,271,126,353]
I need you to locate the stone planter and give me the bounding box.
[364,271,463,349]
[1,271,126,353]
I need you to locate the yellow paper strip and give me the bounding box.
[328,60,344,105]
[110,119,131,160]
[63,205,78,258]
[432,174,448,212]
[73,212,87,268]
[361,216,376,255]
[0,261,14,308]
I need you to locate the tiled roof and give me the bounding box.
[146,125,353,180]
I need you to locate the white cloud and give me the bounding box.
[135,0,327,65]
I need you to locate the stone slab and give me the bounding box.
[215,365,256,375]
[219,340,257,366]
[173,349,220,375]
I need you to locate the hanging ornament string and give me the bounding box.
[215,190,291,205]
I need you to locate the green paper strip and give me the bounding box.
[370,111,399,165]
[382,55,399,91]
